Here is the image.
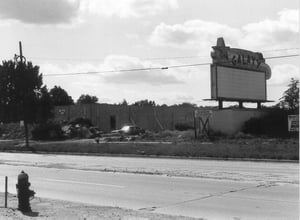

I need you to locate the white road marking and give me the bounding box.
[37,178,125,188]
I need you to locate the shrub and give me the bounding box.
[242,108,292,138]
[159,130,176,138]
[175,122,194,131]
[233,132,254,139]
[69,117,93,127]
[32,122,64,140]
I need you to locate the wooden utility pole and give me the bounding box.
[193,114,197,139]
[5,176,8,208]
[16,41,29,148]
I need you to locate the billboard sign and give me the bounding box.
[210,38,271,102]
[211,65,266,101]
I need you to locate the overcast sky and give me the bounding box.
[0,0,298,106]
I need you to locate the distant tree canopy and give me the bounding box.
[119,99,128,106]
[0,60,52,123]
[278,78,299,113]
[176,102,197,108]
[77,94,98,104]
[130,101,198,107]
[133,99,156,107]
[49,86,74,106]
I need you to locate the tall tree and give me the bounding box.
[0,60,44,122]
[49,86,74,106]
[0,60,53,146]
[278,78,299,113]
[77,94,98,104]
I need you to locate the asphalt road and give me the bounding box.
[0,153,298,219]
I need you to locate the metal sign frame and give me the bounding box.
[194,110,212,137]
[288,115,299,132]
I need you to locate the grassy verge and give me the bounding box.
[0,138,298,160]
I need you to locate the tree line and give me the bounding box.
[0,59,298,126]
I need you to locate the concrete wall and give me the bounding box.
[209,109,265,135]
[54,104,194,132]
[54,104,265,135]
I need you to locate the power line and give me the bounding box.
[44,62,211,76]
[264,54,299,60]
[262,47,299,53]
[43,53,299,77]
[28,55,208,61]
[29,47,299,62]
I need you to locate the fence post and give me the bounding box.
[194,114,197,139]
[5,176,8,208]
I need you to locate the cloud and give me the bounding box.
[101,55,183,85]
[269,64,299,86]
[0,0,80,25]
[149,20,241,54]
[41,57,187,105]
[173,94,195,103]
[0,0,178,25]
[80,0,178,18]
[240,9,299,50]
[41,55,184,86]
[149,9,299,53]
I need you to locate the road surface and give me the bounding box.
[0,153,298,219]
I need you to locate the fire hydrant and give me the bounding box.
[16,171,35,212]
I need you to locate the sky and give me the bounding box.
[0,0,298,106]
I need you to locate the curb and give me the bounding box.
[0,150,298,163]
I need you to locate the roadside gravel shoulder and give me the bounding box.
[0,193,198,220]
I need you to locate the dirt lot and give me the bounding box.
[0,193,197,220]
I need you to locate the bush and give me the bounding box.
[32,122,64,140]
[0,123,28,139]
[175,122,194,131]
[159,130,176,138]
[233,132,254,139]
[242,108,292,138]
[69,117,93,127]
[209,130,227,137]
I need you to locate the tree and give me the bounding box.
[133,99,156,107]
[36,86,53,123]
[49,86,74,106]
[77,94,98,104]
[278,78,299,113]
[177,102,197,108]
[0,60,53,145]
[119,99,128,106]
[0,60,44,123]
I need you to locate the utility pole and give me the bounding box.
[15,41,29,148]
[5,176,8,208]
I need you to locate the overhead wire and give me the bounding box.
[262,47,299,53]
[43,62,212,76]
[29,47,299,62]
[28,55,208,62]
[263,54,299,60]
[43,53,299,77]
